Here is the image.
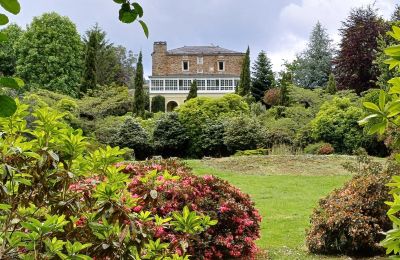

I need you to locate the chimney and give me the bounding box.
[153,41,167,55]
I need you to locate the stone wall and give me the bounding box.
[152,43,244,77]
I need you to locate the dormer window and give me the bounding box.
[218,61,225,71]
[182,61,189,71]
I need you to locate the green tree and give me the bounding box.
[334,6,386,94]
[15,12,83,97]
[151,95,165,113]
[326,73,337,94]
[278,70,291,106]
[293,22,334,88]
[238,47,251,96]
[186,80,198,101]
[251,51,275,102]
[82,24,105,93]
[0,24,23,76]
[133,51,145,117]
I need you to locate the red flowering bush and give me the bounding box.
[263,88,281,106]
[117,159,262,259]
[318,143,334,155]
[306,155,399,256]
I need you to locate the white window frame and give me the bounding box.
[197,68,203,74]
[218,61,225,71]
[197,57,203,65]
[182,60,189,71]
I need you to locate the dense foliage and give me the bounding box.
[118,160,262,259]
[0,24,22,76]
[0,101,218,259]
[16,12,83,97]
[306,155,394,256]
[238,47,251,96]
[293,22,334,88]
[151,95,165,113]
[334,6,386,94]
[133,52,146,117]
[251,51,275,102]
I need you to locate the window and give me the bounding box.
[197,57,203,64]
[206,79,220,91]
[220,79,234,91]
[196,80,206,90]
[179,79,191,91]
[218,61,225,71]
[182,61,189,71]
[165,80,178,91]
[197,68,203,74]
[150,79,164,91]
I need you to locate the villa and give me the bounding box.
[149,41,245,111]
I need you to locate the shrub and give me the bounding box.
[234,148,268,156]
[118,159,262,259]
[151,96,165,113]
[93,115,128,146]
[153,112,189,157]
[178,94,249,157]
[311,97,366,154]
[199,120,228,157]
[263,88,281,106]
[262,118,298,148]
[306,155,395,256]
[224,116,264,153]
[114,117,152,160]
[304,142,334,155]
[0,101,216,259]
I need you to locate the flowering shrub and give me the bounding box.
[116,159,262,259]
[304,142,334,155]
[306,155,397,256]
[0,101,217,259]
[263,88,281,106]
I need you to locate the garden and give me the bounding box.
[2,0,400,259]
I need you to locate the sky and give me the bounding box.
[7,0,397,78]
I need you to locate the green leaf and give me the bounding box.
[368,121,387,135]
[139,20,149,38]
[0,31,6,41]
[0,13,8,25]
[0,0,21,15]
[379,90,386,111]
[0,95,17,117]
[0,77,25,89]
[0,203,11,210]
[113,0,125,3]
[132,3,143,17]
[363,102,381,112]
[358,114,380,125]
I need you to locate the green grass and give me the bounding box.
[185,155,386,259]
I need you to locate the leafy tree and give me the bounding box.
[151,95,165,113]
[114,117,151,160]
[15,12,83,97]
[133,51,145,117]
[251,51,275,102]
[278,70,291,106]
[186,80,198,101]
[293,22,334,88]
[0,24,23,76]
[334,6,386,94]
[112,45,136,87]
[238,46,251,96]
[326,73,337,94]
[391,4,400,21]
[153,112,189,157]
[82,24,105,93]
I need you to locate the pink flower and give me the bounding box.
[203,175,214,181]
[133,205,143,212]
[220,204,230,213]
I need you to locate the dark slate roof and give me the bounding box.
[167,46,244,55]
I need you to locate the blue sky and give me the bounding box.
[7,0,396,77]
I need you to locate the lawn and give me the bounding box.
[185,155,385,260]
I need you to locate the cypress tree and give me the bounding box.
[326,73,337,94]
[238,46,251,96]
[133,51,145,117]
[278,71,291,106]
[186,80,198,101]
[251,51,275,102]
